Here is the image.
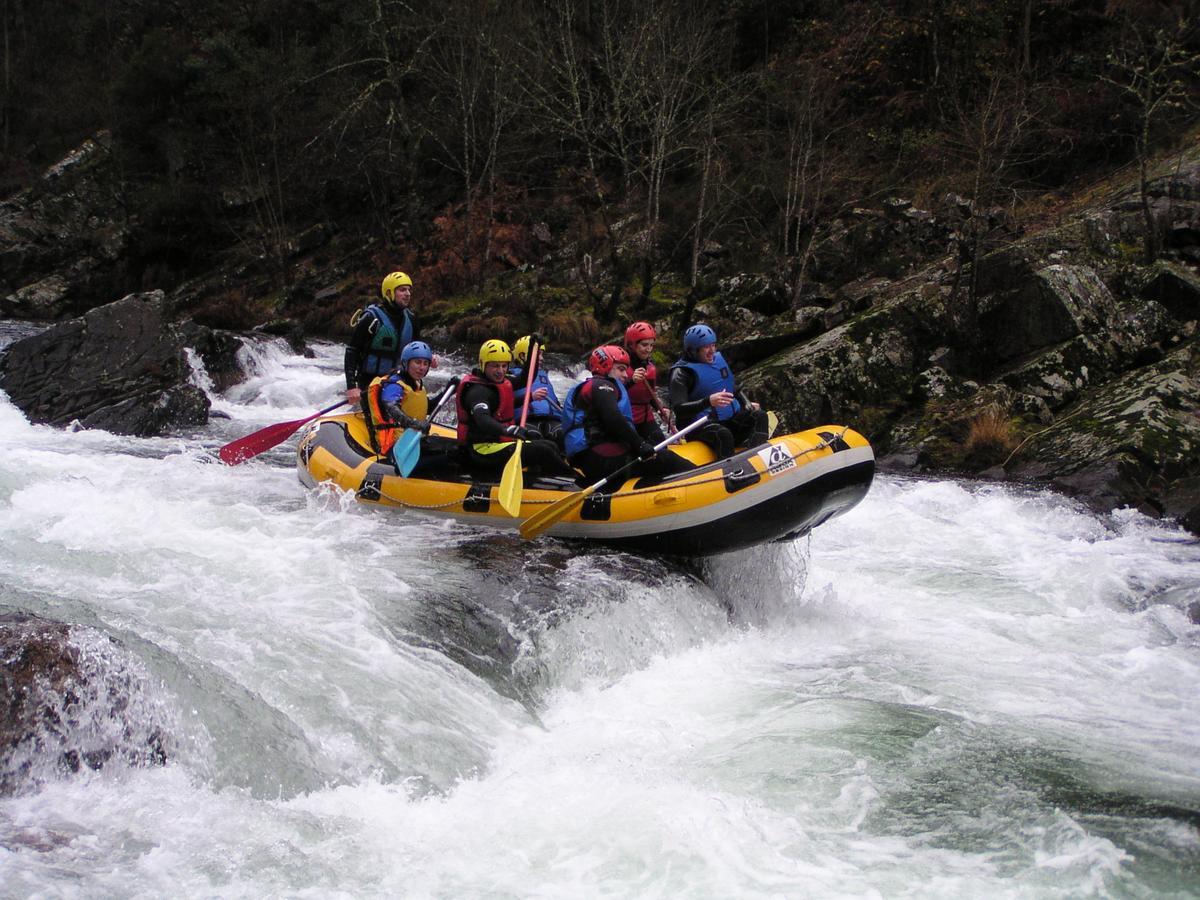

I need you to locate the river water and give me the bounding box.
[1,332,1198,898]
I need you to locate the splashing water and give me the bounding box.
[0,334,1197,896]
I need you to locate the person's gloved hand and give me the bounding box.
[505,425,532,440]
[637,441,657,461]
[531,332,546,348]
[397,414,431,434]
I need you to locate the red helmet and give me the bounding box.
[624,321,656,347]
[588,345,630,377]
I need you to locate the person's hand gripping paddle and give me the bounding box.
[391,377,460,476]
[519,412,713,540]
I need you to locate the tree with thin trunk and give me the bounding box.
[943,71,1040,346]
[1101,8,1199,262]
[520,0,728,323]
[425,0,524,290]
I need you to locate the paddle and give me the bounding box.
[497,342,540,517]
[218,400,348,465]
[391,377,459,477]
[767,410,779,438]
[519,412,713,541]
[658,405,677,435]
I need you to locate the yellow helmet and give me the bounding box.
[512,335,546,365]
[381,271,413,301]
[478,339,512,367]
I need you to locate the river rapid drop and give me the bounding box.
[1,333,1197,898]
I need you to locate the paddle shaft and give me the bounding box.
[497,343,541,516]
[519,411,713,540]
[425,375,460,424]
[517,343,539,428]
[586,411,710,496]
[393,376,460,476]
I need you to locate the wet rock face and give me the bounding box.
[1007,345,1200,521]
[731,154,1200,533]
[0,613,172,796]
[1141,262,1200,322]
[0,290,212,435]
[0,133,136,319]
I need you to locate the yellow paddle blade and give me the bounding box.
[497,441,524,516]
[519,485,594,540]
[767,410,779,437]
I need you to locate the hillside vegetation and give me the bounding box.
[2,0,1197,338]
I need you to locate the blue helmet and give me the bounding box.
[683,324,717,353]
[400,340,433,365]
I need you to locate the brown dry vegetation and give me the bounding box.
[964,407,1020,467]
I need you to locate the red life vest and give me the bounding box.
[625,356,659,425]
[454,372,515,444]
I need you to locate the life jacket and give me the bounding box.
[561,376,633,458]
[366,371,429,455]
[454,371,515,446]
[624,355,659,425]
[671,352,740,424]
[511,365,560,417]
[359,303,414,377]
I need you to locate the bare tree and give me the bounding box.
[305,0,440,242]
[775,62,856,305]
[1101,9,1199,261]
[942,71,1043,344]
[424,0,525,288]
[520,0,728,321]
[752,21,873,306]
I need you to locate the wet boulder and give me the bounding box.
[1140,261,1200,324]
[738,272,956,436]
[0,613,171,796]
[976,264,1122,371]
[0,290,212,435]
[717,272,791,316]
[1005,344,1200,525]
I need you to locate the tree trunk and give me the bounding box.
[1139,121,1157,263]
[1021,0,1032,75]
[690,139,712,287]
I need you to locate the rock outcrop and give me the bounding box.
[1007,344,1200,522]
[733,153,1200,532]
[0,133,137,320]
[1,132,1197,530]
[0,290,213,435]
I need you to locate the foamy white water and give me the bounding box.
[1,334,1197,898]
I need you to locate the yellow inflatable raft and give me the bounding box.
[297,413,874,557]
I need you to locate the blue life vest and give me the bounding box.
[362,304,414,376]
[561,377,633,458]
[511,366,560,417]
[671,352,740,424]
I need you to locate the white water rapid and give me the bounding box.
[1,333,1197,898]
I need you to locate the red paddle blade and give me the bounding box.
[218,401,347,465]
[218,418,309,464]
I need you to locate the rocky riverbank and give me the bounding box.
[729,157,1200,532]
[2,136,1198,533]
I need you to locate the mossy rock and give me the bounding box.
[1006,344,1200,520]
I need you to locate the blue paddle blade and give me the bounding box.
[392,428,422,477]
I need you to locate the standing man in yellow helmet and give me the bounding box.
[344,271,435,406]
